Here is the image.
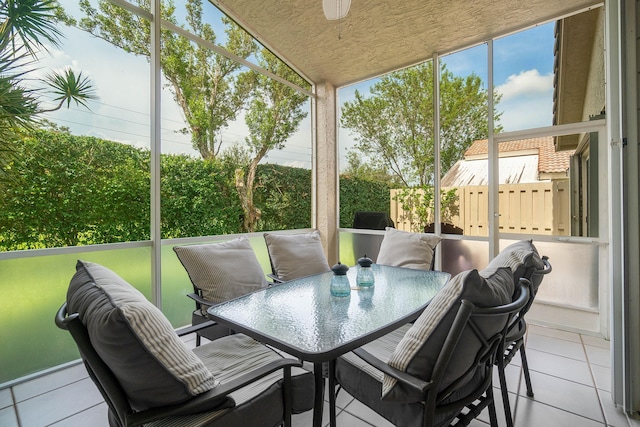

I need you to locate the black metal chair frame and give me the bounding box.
[496,256,552,427]
[266,253,286,284]
[186,286,235,346]
[339,280,530,427]
[55,303,300,427]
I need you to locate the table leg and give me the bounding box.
[313,362,324,427]
[329,360,337,427]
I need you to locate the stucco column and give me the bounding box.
[315,81,339,265]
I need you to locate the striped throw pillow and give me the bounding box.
[382,267,513,402]
[174,237,268,307]
[67,260,221,411]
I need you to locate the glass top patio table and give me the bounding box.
[207,264,451,362]
[208,264,450,427]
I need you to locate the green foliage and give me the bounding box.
[0,0,95,182]
[339,176,391,228]
[342,151,402,187]
[253,164,311,231]
[394,186,460,232]
[341,61,500,229]
[0,128,150,249]
[43,68,96,110]
[0,128,397,250]
[160,155,243,237]
[1,129,319,250]
[0,0,63,55]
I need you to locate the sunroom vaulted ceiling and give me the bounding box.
[211,0,603,87]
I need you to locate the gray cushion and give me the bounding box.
[193,333,315,416]
[263,230,331,281]
[484,239,545,292]
[383,267,514,402]
[66,260,217,411]
[335,326,426,427]
[376,227,442,270]
[174,237,268,306]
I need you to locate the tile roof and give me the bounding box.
[463,136,573,173]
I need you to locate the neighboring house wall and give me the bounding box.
[584,8,606,120]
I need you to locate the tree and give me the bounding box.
[341,61,501,231]
[342,151,402,187]
[80,1,312,233]
[234,49,309,232]
[341,61,502,187]
[0,0,96,180]
[79,0,256,160]
[253,164,312,232]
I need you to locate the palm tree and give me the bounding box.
[0,0,96,179]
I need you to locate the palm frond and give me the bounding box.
[0,54,39,130]
[44,68,97,110]
[0,0,63,55]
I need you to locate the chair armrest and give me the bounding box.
[175,321,218,337]
[541,256,552,275]
[267,273,285,284]
[126,357,303,426]
[187,292,213,307]
[351,348,433,394]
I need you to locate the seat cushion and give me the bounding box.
[263,230,331,281]
[382,267,514,402]
[145,334,316,427]
[193,334,315,415]
[66,260,217,411]
[376,227,441,270]
[483,239,545,292]
[174,237,268,306]
[336,325,454,427]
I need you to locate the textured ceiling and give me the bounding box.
[211,0,602,88]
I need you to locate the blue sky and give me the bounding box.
[39,1,556,170]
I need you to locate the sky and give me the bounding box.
[35,1,555,172]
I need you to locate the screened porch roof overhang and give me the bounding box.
[212,0,603,88]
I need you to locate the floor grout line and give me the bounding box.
[12,387,22,427]
[580,333,613,426]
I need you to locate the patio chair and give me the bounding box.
[334,267,529,427]
[479,240,551,427]
[56,260,314,427]
[376,227,442,270]
[173,237,269,345]
[263,230,331,283]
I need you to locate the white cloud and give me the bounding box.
[495,69,553,101]
[498,95,553,132]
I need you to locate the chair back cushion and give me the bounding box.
[263,230,331,281]
[483,239,545,292]
[383,267,513,402]
[174,237,268,305]
[376,227,442,270]
[66,260,216,411]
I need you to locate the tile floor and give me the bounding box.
[1,324,640,427]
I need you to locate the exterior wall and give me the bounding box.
[584,8,606,120]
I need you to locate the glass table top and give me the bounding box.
[207,264,450,361]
